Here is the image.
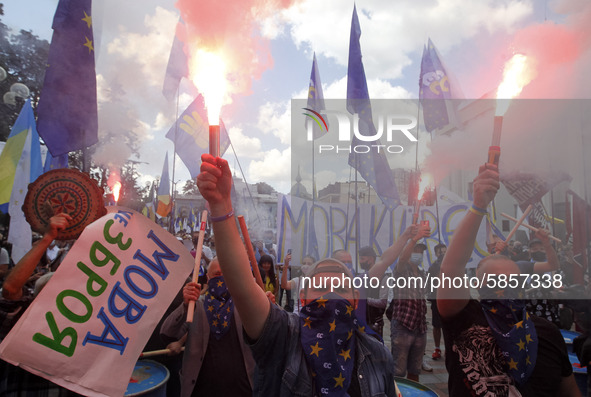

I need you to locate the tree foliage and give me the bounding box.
[182,178,199,195]
[0,5,152,212]
[0,4,50,140]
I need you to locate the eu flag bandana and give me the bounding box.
[481,299,538,386]
[203,276,234,339]
[300,293,360,397]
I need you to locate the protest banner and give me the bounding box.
[276,195,488,270]
[0,207,194,396]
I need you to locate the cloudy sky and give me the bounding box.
[3,0,591,196]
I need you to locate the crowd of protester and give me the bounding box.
[0,156,590,396]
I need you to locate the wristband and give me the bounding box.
[210,209,234,223]
[469,204,487,216]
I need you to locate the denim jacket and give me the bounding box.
[246,302,396,396]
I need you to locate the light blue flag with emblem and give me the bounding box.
[346,6,400,211]
[419,38,461,132]
[165,95,231,178]
[0,100,43,261]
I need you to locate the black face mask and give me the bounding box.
[531,251,547,262]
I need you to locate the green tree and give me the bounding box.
[182,179,199,195]
[0,3,50,140]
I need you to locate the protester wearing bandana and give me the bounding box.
[437,163,579,397]
[197,154,396,396]
[161,259,255,397]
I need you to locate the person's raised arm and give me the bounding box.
[2,213,71,300]
[197,154,270,340]
[280,253,293,290]
[368,225,417,280]
[438,164,500,318]
[531,229,559,273]
[398,224,430,267]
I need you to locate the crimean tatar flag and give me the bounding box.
[165,95,230,178]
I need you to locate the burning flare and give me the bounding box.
[418,173,434,201]
[113,181,122,203]
[495,54,536,116]
[190,49,227,124]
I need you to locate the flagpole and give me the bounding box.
[169,89,181,233]
[228,138,262,227]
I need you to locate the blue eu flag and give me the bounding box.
[37,0,98,157]
[346,6,400,211]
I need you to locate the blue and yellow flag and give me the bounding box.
[1,100,43,261]
[165,95,230,178]
[37,0,98,157]
[156,152,172,218]
[346,6,400,211]
[163,17,188,101]
[0,100,43,213]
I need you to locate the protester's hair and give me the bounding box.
[302,255,316,264]
[258,254,277,289]
[475,254,512,273]
[300,258,355,296]
[331,249,351,262]
[206,257,219,272]
[434,243,447,251]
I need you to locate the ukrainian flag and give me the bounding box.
[0,100,42,213]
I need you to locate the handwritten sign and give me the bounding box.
[276,195,488,269]
[0,207,194,396]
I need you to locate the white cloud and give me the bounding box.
[256,101,292,145]
[106,6,178,88]
[227,126,262,158]
[284,0,533,80]
[248,148,292,184]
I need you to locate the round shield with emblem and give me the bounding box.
[22,168,107,240]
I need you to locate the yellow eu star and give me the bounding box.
[329,319,336,332]
[508,358,518,370]
[83,37,94,53]
[316,297,328,308]
[339,348,351,361]
[334,372,345,388]
[516,339,525,351]
[303,317,312,329]
[82,11,92,28]
[309,342,323,357]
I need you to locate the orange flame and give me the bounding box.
[418,173,433,201]
[113,181,122,203]
[189,49,227,124]
[495,54,536,116]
